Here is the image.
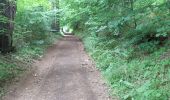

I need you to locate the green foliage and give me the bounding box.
[12,0,60,61]
[0,62,21,82]
[61,0,170,41]
[80,31,170,99]
[61,0,170,99]
[17,0,51,11]
[0,59,26,97]
[15,0,60,44]
[0,0,60,97]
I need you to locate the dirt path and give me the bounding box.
[3,36,114,100]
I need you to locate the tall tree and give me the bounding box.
[0,0,16,53]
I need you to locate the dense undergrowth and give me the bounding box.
[0,0,60,97]
[60,0,170,99]
[76,31,170,100]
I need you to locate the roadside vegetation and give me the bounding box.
[60,0,170,99]
[0,0,60,97]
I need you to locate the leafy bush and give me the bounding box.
[15,6,58,43]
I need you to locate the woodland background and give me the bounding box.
[0,0,170,100]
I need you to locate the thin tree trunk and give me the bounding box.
[130,0,137,28]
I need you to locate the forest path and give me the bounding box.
[3,36,114,100]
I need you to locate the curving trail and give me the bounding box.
[3,36,114,100]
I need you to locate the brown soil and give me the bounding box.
[2,36,116,100]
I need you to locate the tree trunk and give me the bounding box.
[0,0,16,53]
[130,0,137,28]
[51,0,60,32]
